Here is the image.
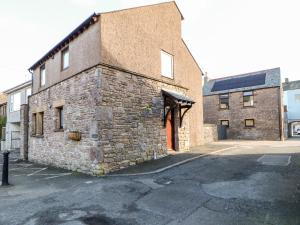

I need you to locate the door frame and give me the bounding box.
[166,108,175,151]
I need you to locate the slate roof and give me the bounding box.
[283,80,300,91]
[203,68,281,96]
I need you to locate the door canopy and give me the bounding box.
[162,89,195,127]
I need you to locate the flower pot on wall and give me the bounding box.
[68,131,81,141]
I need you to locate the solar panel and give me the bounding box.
[211,73,266,92]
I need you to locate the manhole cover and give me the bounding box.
[257,155,291,166]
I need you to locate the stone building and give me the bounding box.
[24,2,203,174]
[283,79,300,137]
[3,81,31,153]
[0,93,7,117]
[203,68,284,141]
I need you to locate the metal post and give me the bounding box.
[1,151,10,186]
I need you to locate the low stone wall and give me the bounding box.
[203,124,218,144]
[28,65,191,174]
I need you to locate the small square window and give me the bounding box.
[245,119,255,127]
[61,47,69,70]
[40,65,46,87]
[243,91,254,107]
[220,120,229,127]
[161,50,174,79]
[219,94,229,109]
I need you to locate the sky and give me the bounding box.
[0,0,299,92]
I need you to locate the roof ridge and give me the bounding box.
[99,1,184,20]
[209,67,280,81]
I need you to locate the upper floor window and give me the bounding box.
[40,65,46,87]
[61,47,69,70]
[10,92,21,112]
[161,50,173,79]
[243,91,254,107]
[219,94,229,109]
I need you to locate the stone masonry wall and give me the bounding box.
[28,65,190,174]
[203,88,282,140]
[203,124,218,144]
[29,68,101,174]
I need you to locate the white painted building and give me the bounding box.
[283,79,300,137]
[3,81,31,152]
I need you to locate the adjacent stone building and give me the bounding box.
[283,79,300,137]
[203,68,284,141]
[25,2,204,174]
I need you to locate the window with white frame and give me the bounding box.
[40,65,46,87]
[10,92,21,112]
[61,47,69,70]
[161,50,174,78]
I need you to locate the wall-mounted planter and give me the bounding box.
[68,131,81,141]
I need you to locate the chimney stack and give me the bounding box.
[204,72,209,84]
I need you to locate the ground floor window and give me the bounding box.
[245,119,255,127]
[55,106,64,130]
[32,112,44,136]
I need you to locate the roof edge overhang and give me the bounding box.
[3,80,32,94]
[28,13,99,71]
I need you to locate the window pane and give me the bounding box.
[40,66,46,86]
[220,94,229,109]
[243,96,253,106]
[12,92,21,111]
[221,120,229,127]
[60,108,64,129]
[161,51,173,78]
[245,119,254,127]
[62,48,69,69]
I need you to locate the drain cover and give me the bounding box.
[257,155,291,166]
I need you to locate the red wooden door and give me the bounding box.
[166,110,174,150]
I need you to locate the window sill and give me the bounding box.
[161,75,174,80]
[54,128,64,132]
[31,134,44,138]
[243,106,255,108]
[219,108,229,110]
[61,66,69,72]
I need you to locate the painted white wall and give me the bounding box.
[5,85,31,150]
[284,89,300,121]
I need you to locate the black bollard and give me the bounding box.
[1,151,10,186]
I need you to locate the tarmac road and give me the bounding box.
[0,140,300,225]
